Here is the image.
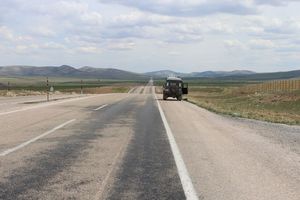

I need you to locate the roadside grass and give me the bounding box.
[0,76,146,96]
[64,86,131,94]
[154,78,300,125]
[187,85,300,125]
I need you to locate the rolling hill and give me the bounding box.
[145,70,256,78]
[0,65,147,80]
[145,69,300,80]
[144,70,186,78]
[0,65,299,81]
[223,70,300,80]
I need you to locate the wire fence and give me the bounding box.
[238,79,300,93]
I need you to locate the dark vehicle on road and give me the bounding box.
[163,77,188,101]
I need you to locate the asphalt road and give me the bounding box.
[160,96,300,200]
[0,82,299,200]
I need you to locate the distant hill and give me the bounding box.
[0,65,84,77]
[78,66,147,80]
[0,65,147,80]
[0,65,299,81]
[145,70,256,78]
[144,70,186,78]
[145,69,300,80]
[190,70,256,78]
[223,70,300,81]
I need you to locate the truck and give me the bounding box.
[163,77,188,101]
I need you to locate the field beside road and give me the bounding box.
[3,76,300,125]
[0,76,147,96]
[155,78,300,125]
[188,82,300,125]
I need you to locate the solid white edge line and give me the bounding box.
[0,119,76,157]
[93,104,108,111]
[152,86,199,200]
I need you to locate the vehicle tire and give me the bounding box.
[163,94,167,100]
[177,95,182,101]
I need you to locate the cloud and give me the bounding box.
[106,40,136,51]
[241,16,300,45]
[31,26,57,37]
[99,0,257,16]
[249,39,275,49]
[104,12,235,44]
[15,44,39,54]
[0,26,32,43]
[224,38,278,51]
[224,40,246,49]
[76,46,101,54]
[254,0,297,6]
[275,44,300,53]
[168,51,181,56]
[0,26,15,41]
[0,0,299,72]
[41,42,66,50]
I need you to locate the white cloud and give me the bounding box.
[100,0,257,16]
[41,42,66,50]
[244,16,300,36]
[15,44,39,54]
[31,26,57,37]
[76,46,101,54]
[106,40,136,50]
[0,0,299,72]
[0,26,32,43]
[254,0,298,6]
[168,51,181,56]
[224,38,277,51]
[100,0,299,17]
[276,44,300,52]
[224,40,246,49]
[105,12,235,44]
[249,39,275,49]
[0,26,14,41]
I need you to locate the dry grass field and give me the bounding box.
[155,79,300,125]
[0,76,148,96]
[188,84,300,125]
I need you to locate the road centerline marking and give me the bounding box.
[93,104,108,111]
[0,119,76,157]
[152,86,199,200]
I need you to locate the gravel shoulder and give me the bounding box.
[159,95,300,200]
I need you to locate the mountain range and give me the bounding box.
[144,70,256,78]
[0,65,299,80]
[0,65,146,80]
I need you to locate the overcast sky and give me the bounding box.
[0,0,300,72]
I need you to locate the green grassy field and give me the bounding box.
[155,78,300,125]
[0,76,147,96]
[2,76,299,125]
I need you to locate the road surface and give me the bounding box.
[0,81,299,200]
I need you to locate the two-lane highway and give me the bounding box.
[0,81,300,200]
[0,85,185,199]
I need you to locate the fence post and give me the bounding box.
[46,77,49,101]
[6,81,10,95]
[81,80,83,94]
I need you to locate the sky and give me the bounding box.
[0,0,300,73]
